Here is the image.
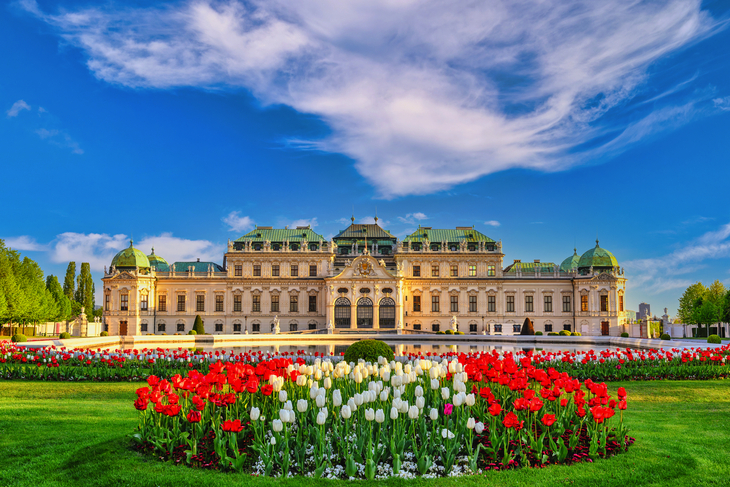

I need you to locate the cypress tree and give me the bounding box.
[46,275,72,321]
[193,315,205,334]
[63,262,76,302]
[75,263,94,314]
[520,317,535,335]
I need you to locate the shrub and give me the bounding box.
[193,315,205,335]
[572,332,582,336]
[100,331,109,337]
[548,332,558,336]
[59,332,71,339]
[445,329,454,335]
[620,332,629,338]
[520,317,535,335]
[660,333,671,340]
[535,331,543,335]
[456,331,464,335]
[708,334,722,344]
[188,330,198,335]
[436,331,444,335]
[11,334,27,343]
[344,340,394,363]
[558,330,571,336]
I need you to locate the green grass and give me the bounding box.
[1,380,729,486]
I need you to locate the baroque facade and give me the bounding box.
[101,219,628,336]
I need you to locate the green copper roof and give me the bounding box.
[111,240,150,268]
[560,249,580,272]
[171,261,224,273]
[503,262,557,274]
[403,226,496,244]
[147,248,169,272]
[334,223,396,240]
[235,227,325,243]
[578,241,619,269]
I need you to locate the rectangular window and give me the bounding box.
[413,265,421,277]
[525,295,533,312]
[563,295,571,312]
[158,295,166,312]
[488,295,496,312]
[601,295,609,312]
[619,295,624,312]
[513,324,521,333]
[196,294,205,312]
[506,295,515,312]
[432,295,440,312]
[432,323,440,332]
[215,295,224,312]
[413,295,421,312]
[469,265,476,277]
[234,265,242,277]
[544,295,553,313]
[413,323,422,331]
[271,295,280,313]
[495,324,503,333]
[563,323,572,332]
[233,323,241,332]
[177,295,185,312]
[450,265,458,277]
[469,323,477,333]
[215,323,223,332]
[272,265,280,277]
[291,265,298,277]
[105,294,110,309]
[157,323,165,332]
[234,295,242,312]
[309,265,317,277]
[469,295,477,312]
[120,294,128,311]
[252,295,261,312]
[177,323,185,332]
[308,295,317,312]
[581,295,589,312]
[309,322,317,330]
[140,322,148,332]
[487,265,496,277]
[252,323,260,333]
[450,295,458,313]
[432,265,439,277]
[253,265,261,277]
[290,323,298,332]
[140,295,148,311]
[545,323,553,332]
[290,295,298,313]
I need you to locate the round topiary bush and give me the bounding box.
[11,334,27,343]
[344,339,394,364]
[572,332,582,336]
[188,330,198,335]
[621,332,629,338]
[660,333,671,340]
[558,330,571,336]
[59,332,71,339]
[535,331,543,335]
[100,331,109,337]
[455,331,464,335]
[436,331,444,335]
[708,334,722,344]
[445,329,454,335]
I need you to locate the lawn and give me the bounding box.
[1,380,729,487]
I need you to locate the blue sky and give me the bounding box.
[2,0,730,316]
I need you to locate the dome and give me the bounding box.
[111,240,150,268]
[577,240,618,269]
[560,248,580,272]
[147,247,169,271]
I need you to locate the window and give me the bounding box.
[469,323,477,333]
[513,324,521,333]
[233,322,241,332]
[309,295,317,312]
[581,295,588,312]
[601,295,608,312]
[432,323,440,332]
[140,295,148,311]
[469,295,477,312]
[234,295,242,312]
[414,323,422,330]
[432,295,440,312]
[562,296,571,312]
[495,324,503,333]
[413,295,421,312]
[469,265,476,277]
[450,265,458,277]
[506,295,515,312]
[290,323,298,332]
[177,323,185,332]
[563,323,572,331]
[488,295,496,312]
[157,323,165,332]
[544,295,553,313]
[309,322,317,330]
[272,265,280,277]
[335,297,351,328]
[141,322,148,332]
[431,265,439,277]
[120,294,128,311]
[545,323,553,332]
[487,265,496,277]
[196,294,205,312]
[234,265,242,277]
[105,294,110,309]
[290,295,298,313]
[450,295,458,313]
[271,295,279,313]
[177,295,185,312]
[253,265,261,277]
[252,295,261,312]
[158,295,166,312]
[252,323,260,333]
[215,295,224,312]
[309,265,317,277]
[525,295,533,312]
[619,295,624,312]
[291,265,298,277]
[215,323,223,332]
[413,265,421,277]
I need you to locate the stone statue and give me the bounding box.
[273,316,280,335]
[378,259,386,267]
[450,315,458,332]
[227,239,233,252]
[326,320,334,334]
[396,321,403,335]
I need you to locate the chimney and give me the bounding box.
[534,259,540,263]
[514,259,521,263]
[197,258,200,262]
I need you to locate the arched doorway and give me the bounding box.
[379,297,395,328]
[357,297,373,328]
[335,297,351,328]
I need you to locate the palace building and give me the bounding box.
[101,218,628,336]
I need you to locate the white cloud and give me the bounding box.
[484,220,500,227]
[3,235,49,251]
[6,100,31,117]
[359,216,389,226]
[25,0,722,197]
[289,217,318,229]
[35,128,84,154]
[397,212,428,225]
[135,233,220,264]
[713,97,730,111]
[223,211,255,233]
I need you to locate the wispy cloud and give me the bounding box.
[714,97,730,111]
[3,235,49,251]
[6,100,31,117]
[289,217,318,229]
[23,0,726,197]
[35,128,84,154]
[222,211,255,233]
[484,220,500,227]
[397,212,428,225]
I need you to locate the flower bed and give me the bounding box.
[131,353,634,479]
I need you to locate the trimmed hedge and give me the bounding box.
[100,331,109,337]
[344,339,394,363]
[188,330,198,335]
[535,331,543,336]
[59,332,71,339]
[621,332,629,338]
[445,329,454,335]
[548,332,558,336]
[660,333,671,340]
[559,330,571,336]
[708,334,722,344]
[11,334,27,343]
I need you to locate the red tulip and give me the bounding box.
[502,412,524,430]
[488,402,502,416]
[134,397,149,411]
[261,384,274,396]
[187,410,202,423]
[617,387,627,399]
[222,419,243,433]
[541,413,556,427]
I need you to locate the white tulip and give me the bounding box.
[296,375,307,387]
[453,393,464,407]
[250,407,261,421]
[280,409,291,422]
[375,409,385,423]
[465,393,476,407]
[341,405,352,419]
[383,371,391,383]
[270,436,277,445]
[310,385,319,399]
[393,397,403,411]
[380,390,389,402]
[431,378,440,390]
[441,428,455,439]
[297,399,308,413]
[354,370,363,384]
[316,394,326,408]
[441,387,450,400]
[404,364,412,374]
[390,407,399,420]
[415,385,424,397]
[429,367,440,380]
[284,400,293,411]
[347,397,357,412]
[323,377,332,390]
[354,393,364,406]
[314,369,322,380]
[365,408,375,421]
[429,408,438,421]
[475,422,485,434]
[279,390,288,403]
[416,396,425,410]
[333,389,342,407]
[272,419,283,432]
[467,417,476,430]
[408,405,419,419]
[317,411,327,425]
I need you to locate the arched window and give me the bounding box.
[379,297,395,328]
[335,297,351,328]
[357,297,373,328]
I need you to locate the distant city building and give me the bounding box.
[638,302,651,320]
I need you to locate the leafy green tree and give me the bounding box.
[63,262,76,302]
[677,282,707,324]
[46,275,72,321]
[75,263,95,315]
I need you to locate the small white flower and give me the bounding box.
[354,393,363,406]
[416,396,425,410]
[431,378,440,390]
[415,385,424,397]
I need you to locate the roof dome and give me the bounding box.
[577,240,618,269]
[147,247,169,271]
[560,248,580,272]
[111,240,150,268]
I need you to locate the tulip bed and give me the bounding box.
[130,352,634,479]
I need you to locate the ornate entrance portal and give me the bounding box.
[357,297,373,328]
